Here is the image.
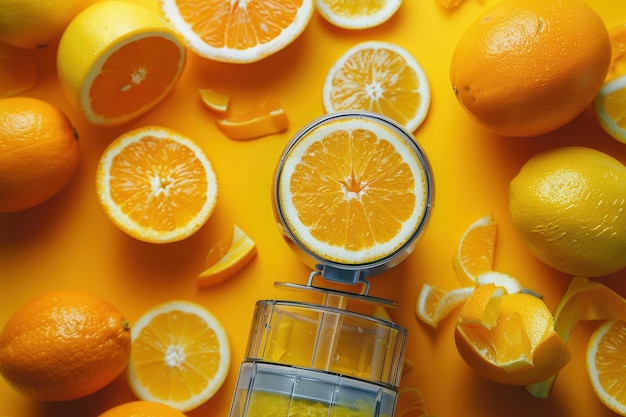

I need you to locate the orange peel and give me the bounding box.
[216,96,288,140]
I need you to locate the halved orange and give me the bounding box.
[276,113,432,265]
[96,126,218,243]
[197,225,258,287]
[57,1,186,126]
[452,214,496,287]
[216,96,288,140]
[322,41,430,132]
[316,0,403,30]
[159,0,316,63]
[0,55,37,98]
[127,300,230,412]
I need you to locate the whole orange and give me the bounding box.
[450,0,611,137]
[0,292,130,401]
[0,96,79,212]
[97,401,187,417]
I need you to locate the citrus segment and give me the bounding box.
[0,55,37,98]
[452,214,496,287]
[160,0,315,63]
[316,0,402,30]
[323,41,430,132]
[216,96,288,140]
[276,114,431,265]
[197,225,258,287]
[57,0,186,126]
[455,290,570,385]
[127,300,230,412]
[199,88,230,115]
[457,283,503,330]
[587,320,626,416]
[416,284,473,328]
[593,75,626,143]
[96,126,218,244]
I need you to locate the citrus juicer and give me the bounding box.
[227,112,434,417]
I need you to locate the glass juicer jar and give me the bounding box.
[227,112,434,417]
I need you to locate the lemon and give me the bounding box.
[57,0,186,126]
[509,146,626,277]
[0,0,97,49]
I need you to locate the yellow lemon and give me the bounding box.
[509,146,626,277]
[0,0,97,48]
[57,0,186,126]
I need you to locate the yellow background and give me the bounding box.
[1,0,626,416]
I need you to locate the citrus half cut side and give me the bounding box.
[96,126,218,243]
[587,320,626,416]
[316,0,403,30]
[57,1,186,126]
[127,300,231,412]
[323,41,430,132]
[159,0,315,63]
[275,113,432,267]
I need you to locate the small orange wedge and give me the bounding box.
[0,55,37,98]
[452,214,497,287]
[199,88,230,115]
[216,96,288,140]
[197,225,257,288]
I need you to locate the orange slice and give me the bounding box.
[593,74,626,143]
[476,271,523,295]
[96,126,218,243]
[322,40,430,132]
[127,300,230,412]
[199,88,230,115]
[587,320,626,416]
[452,214,496,287]
[528,277,626,398]
[455,287,570,385]
[197,225,258,288]
[276,113,432,265]
[316,0,403,30]
[216,96,288,140]
[57,1,186,126]
[160,0,315,63]
[416,284,474,328]
[0,55,37,98]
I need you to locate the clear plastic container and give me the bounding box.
[228,300,406,417]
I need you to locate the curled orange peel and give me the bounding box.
[527,276,626,398]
